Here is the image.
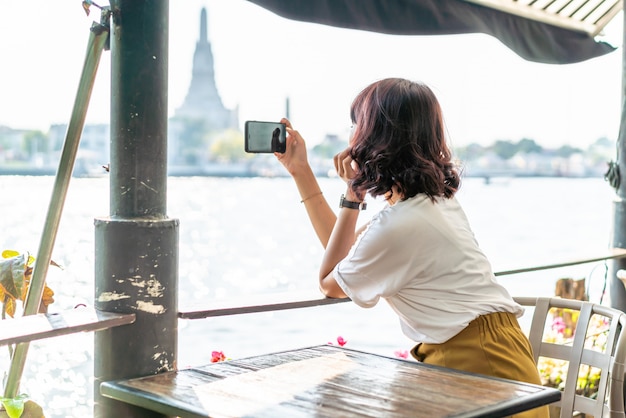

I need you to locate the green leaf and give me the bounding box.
[0,394,28,418]
[0,254,25,300]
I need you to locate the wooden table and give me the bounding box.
[100,345,561,417]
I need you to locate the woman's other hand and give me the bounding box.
[334,147,358,184]
[275,118,309,177]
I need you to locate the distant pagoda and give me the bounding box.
[169,7,238,166]
[174,8,237,128]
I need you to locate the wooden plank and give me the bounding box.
[0,308,136,346]
[179,250,626,320]
[101,345,561,418]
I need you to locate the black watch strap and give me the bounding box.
[339,194,367,210]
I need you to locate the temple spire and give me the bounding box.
[200,8,208,44]
[169,6,239,166]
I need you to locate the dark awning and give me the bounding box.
[246,0,620,64]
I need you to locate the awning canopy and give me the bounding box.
[247,0,621,64]
[466,0,621,37]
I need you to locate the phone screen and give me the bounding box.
[244,121,286,153]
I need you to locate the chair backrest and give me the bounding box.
[514,296,626,418]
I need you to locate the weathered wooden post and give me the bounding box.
[93,1,178,416]
[609,3,626,312]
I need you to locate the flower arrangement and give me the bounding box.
[536,307,608,398]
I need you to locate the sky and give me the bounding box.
[0,1,624,148]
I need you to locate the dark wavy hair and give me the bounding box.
[349,78,460,202]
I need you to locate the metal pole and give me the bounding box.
[3,19,109,399]
[609,2,626,312]
[94,1,178,417]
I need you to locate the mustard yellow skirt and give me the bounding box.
[411,312,549,418]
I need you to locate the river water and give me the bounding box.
[0,174,618,417]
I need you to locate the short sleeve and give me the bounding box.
[333,212,412,308]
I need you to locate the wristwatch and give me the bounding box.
[339,194,367,210]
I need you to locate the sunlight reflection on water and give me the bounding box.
[0,175,616,417]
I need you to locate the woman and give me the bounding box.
[275,78,547,418]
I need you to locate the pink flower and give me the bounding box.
[394,350,409,359]
[211,351,227,363]
[329,336,347,346]
[552,317,566,335]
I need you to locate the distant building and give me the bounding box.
[49,123,110,175]
[169,7,239,166]
[0,126,26,162]
[49,123,110,158]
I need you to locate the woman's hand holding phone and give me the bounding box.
[274,118,310,177]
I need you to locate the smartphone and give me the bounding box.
[244,121,287,153]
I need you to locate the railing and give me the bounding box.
[178,248,626,320]
[3,249,626,348]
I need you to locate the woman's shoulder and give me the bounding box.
[370,194,432,227]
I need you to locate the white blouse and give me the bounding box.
[333,194,523,344]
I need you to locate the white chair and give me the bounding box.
[514,297,626,418]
